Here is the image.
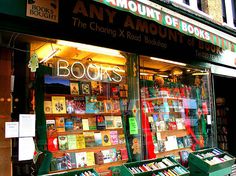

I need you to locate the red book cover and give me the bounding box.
[47,136,59,152]
[120,148,128,160]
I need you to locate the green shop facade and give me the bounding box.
[0,0,236,175]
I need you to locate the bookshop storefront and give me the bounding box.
[0,0,236,176]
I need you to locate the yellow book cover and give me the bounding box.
[101,131,111,146]
[76,134,86,149]
[86,152,95,166]
[51,96,66,114]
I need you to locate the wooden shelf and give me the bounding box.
[44,94,120,100]
[45,113,121,119]
[155,147,192,158]
[143,97,183,101]
[56,128,124,135]
[49,160,128,175]
[157,129,188,139]
[145,111,183,116]
[51,144,127,158]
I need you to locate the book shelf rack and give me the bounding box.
[119,156,190,176]
[188,147,235,176]
[40,168,99,176]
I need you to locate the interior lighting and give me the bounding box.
[57,40,124,58]
[40,48,60,63]
[150,57,187,66]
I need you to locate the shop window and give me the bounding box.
[139,56,213,162]
[222,0,227,23]
[222,0,236,28]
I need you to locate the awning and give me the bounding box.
[94,0,236,52]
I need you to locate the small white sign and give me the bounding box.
[26,0,59,23]
[18,137,35,161]
[19,114,35,137]
[207,115,212,125]
[5,122,19,138]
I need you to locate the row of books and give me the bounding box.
[78,171,96,176]
[151,166,188,176]
[50,148,128,171]
[195,148,223,159]
[48,130,126,151]
[149,115,186,131]
[154,136,192,153]
[46,115,123,134]
[44,96,121,114]
[45,75,128,97]
[204,155,233,165]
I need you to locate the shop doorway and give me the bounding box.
[213,75,236,157]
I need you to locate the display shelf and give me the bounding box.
[188,147,235,176]
[143,97,183,101]
[45,94,120,100]
[56,128,124,135]
[51,144,127,158]
[119,156,189,176]
[157,129,187,139]
[43,168,99,176]
[45,113,122,118]
[155,147,192,158]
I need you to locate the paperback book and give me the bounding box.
[110,130,119,145]
[70,82,79,95]
[76,134,86,149]
[83,132,96,147]
[65,118,74,131]
[72,116,83,131]
[75,152,87,168]
[44,101,52,114]
[94,132,102,146]
[58,135,68,150]
[67,135,77,150]
[46,120,56,136]
[101,131,111,146]
[51,96,66,114]
[86,152,95,166]
[55,117,65,132]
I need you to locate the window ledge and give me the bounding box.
[222,22,236,30]
[171,1,213,20]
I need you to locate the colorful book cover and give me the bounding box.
[85,96,99,113]
[76,134,86,149]
[69,152,77,168]
[112,100,121,113]
[58,135,68,150]
[67,135,77,150]
[104,100,113,113]
[83,132,95,147]
[105,116,115,129]
[74,97,86,114]
[101,149,112,163]
[88,117,97,130]
[55,117,65,132]
[47,136,58,152]
[75,152,87,168]
[70,82,79,95]
[51,96,67,114]
[65,118,74,131]
[110,130,118,145]
[82,119,89,130]
[101,131,111,146]
[116,150,122,161]
[109,148,118,162]
[118,134,126,144]
[44,75,70,94]
[56,156,68,171]
[86,152,95,166]
[94,132,102,146]
[91,81,103,95]
[66,99,75,114]
[177,137,184,148]
[114,116,123,128]
[44,101,52,114]
[120,148,128,160]
[72,116,83,131]
[176,118,185,130]
[96,115,106,130]
[46,119,56,136]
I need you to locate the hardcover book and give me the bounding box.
[75,152,87,168]
[76,134,86,149]
[82,119,89,130]
[105,116,115,129]
[66,99,75,114]
[118,134,126,144]
[67,135,77,150]
[96,115,106,130]
[65,118,74,131]
[58,135,68,150]
[88,117,97,130]
[86,152,95,166]
[70,82,79,95]
[51,96,67,114]
[55,117,65,132]
[114,116,123,128]
[110,130,118,145]
[46,119,56,136]
[44,101,52,114]
[74,97,86,114]
[120,148,128,160]
[94,132,102,146]
[47,136,58,152]
[101,131,111,146]
[72,116,83,131]
[83,132,95,147]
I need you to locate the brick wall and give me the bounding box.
[202,0,223,23]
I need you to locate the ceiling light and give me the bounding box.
[192,72,209,76]
[40,48,60,63]
[57,40,124,58]
[150,57,187,66]
[140,72,153,76]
